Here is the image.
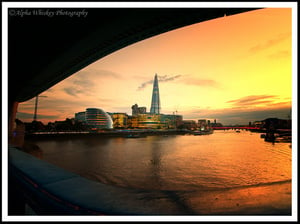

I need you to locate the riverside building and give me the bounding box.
[85,108,113,130]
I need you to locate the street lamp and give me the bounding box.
[33,95,47,121]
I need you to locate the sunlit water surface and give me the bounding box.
[32,130,291,191]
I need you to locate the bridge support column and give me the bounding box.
[8,102,27,214]
[8,101,25,148]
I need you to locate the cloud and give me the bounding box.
[267,101,291,107]
[137,74,182,91]
[226,95,278,107]
[73,79,94,88]
[137,80,153,91]
[63,87,83,96]
[62,73,95,97]
[158,75,181,82]
[249,32,291,54]
[137,75,218,91]
[61,69,123,96]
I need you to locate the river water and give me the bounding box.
[30,130,291,192]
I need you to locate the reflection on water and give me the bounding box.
[30,130,291,192]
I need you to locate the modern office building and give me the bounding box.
[138,107,146,114]
[150,74,161,114]
[85,108,113,130]
[131,104,147,116]
[110,113,128,128]
[198,119,207,130]
[182,120,197,130]
[74,111,86,122]
[137,113,161,129]
[131,104,139,116]
[127,116,139,128]
[160,114,183,129]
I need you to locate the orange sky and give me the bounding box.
[15,6,294,125]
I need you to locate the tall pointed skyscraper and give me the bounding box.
[150,74,161,114]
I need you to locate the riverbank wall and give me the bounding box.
[24,129,191,140]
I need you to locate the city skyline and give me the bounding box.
[15,7,294,125]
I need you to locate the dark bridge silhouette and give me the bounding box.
[7,7,259,215]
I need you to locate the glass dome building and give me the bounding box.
[85,108,113,130]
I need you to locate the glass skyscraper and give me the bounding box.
[150,74,161,114]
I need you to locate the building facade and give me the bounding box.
[127,116,139,128]
[75,111,86,122]
[160,114,183,129]
[182,120,197,130]
[85,108,113,130]
[137,113,161,129]
[131,104,147,116]
[150,74,161,114]
[198,119,208,130]
[110,113,128,129]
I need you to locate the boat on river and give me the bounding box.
[192,129,214,135]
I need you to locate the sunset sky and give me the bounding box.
[16,6,294,125]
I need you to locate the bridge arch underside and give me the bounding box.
[9,8,257,104]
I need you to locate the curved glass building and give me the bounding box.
[85,108,113,130]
